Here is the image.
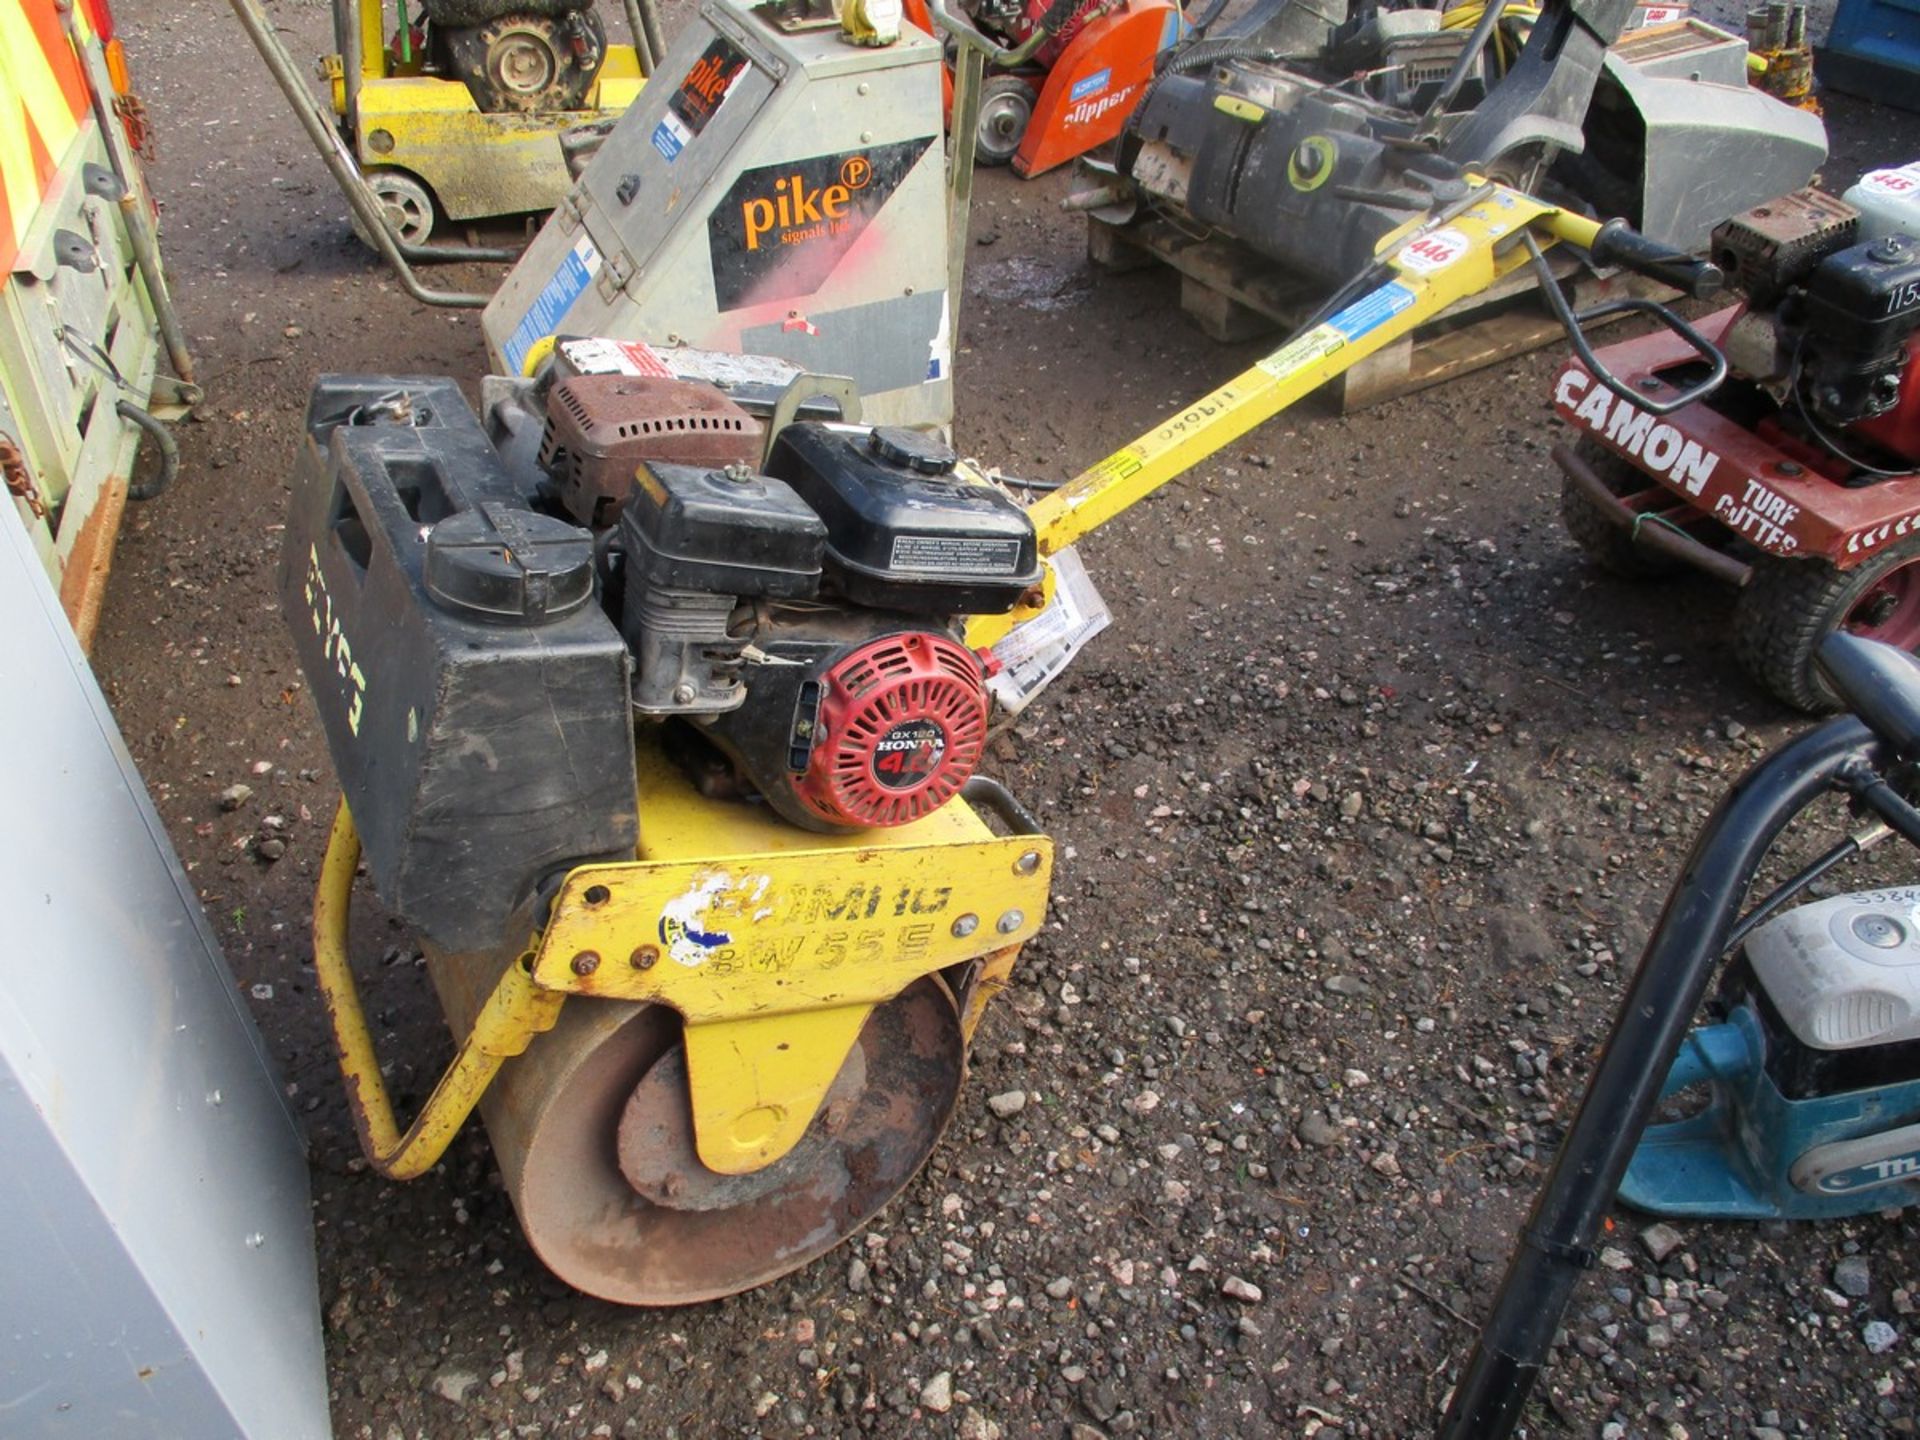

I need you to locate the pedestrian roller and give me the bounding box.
[288,362,1050,1303]
[281,0,1751,1296]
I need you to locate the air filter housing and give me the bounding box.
[1746,889,1920,1050]
[765,423,1041,614]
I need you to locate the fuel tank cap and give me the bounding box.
[425,503,594,623]
[868,425,957,475]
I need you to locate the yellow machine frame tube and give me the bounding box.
[358,0,385,82]
[311,802,566,1178]
[969,187,1600,646]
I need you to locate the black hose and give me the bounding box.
[1154,35,1281,77]
[117,400,179,502]
[1136,37,1284,129]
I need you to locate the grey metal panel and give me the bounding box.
[483,0,951,428]
[1605,23,1750,84]
[739,288,946,397]
[1612,71,1828,250]
[0,505,328,1440]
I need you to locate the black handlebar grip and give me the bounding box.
[1588,218,1725,300]
[1037,0,1085,35]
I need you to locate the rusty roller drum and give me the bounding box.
[427,946,965,1304]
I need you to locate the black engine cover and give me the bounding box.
[764,424,1041,614]
[1800,234,1920,423]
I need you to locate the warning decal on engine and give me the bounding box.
[707,137,933,311]
[558,337,676,377]
[890,534,1023,575]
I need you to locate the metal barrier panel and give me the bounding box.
[0,506,329,1440]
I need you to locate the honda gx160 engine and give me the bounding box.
[281,342,1038,951]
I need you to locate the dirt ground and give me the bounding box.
[91,0,1920,1435]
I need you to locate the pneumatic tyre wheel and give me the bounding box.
[1733,535,1920,712]
[974,75,1034,167]
[1559,437,1685,579]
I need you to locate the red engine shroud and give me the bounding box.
[1552,306,1920,570]
[791,631,989,829]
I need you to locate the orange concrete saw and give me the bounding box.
[906,0,1185,175]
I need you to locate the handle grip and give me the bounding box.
[1523,232,1728,416]
[1588,218,1724,300]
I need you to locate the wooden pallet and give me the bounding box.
[1088,215,1671,413]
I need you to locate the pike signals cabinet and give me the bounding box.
[483,1,952,430]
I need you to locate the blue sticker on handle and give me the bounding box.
[1327,281,1416,342]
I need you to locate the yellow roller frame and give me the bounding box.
[313,802,566,1179]
[311,750,1052,1181]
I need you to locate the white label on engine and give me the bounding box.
[559,337,675,377]
[1860,164,1920,198]
[889,534,1022,575]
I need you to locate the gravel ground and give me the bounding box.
[89,0,1920,1435]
